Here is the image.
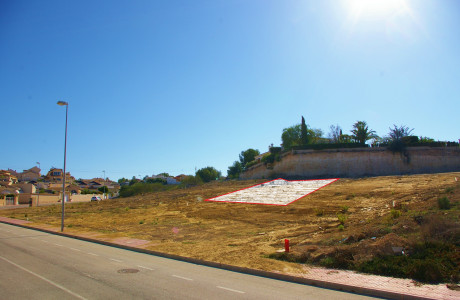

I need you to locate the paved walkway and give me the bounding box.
[206,178,338,205]
[299,266,459,300]
[1,216,458,299]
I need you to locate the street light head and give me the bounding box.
[57,101,68,106]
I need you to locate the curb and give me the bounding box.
[0,219,435,300]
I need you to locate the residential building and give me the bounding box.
[0,170,18,186]
[44,168,74,183]
[18,166,41,182]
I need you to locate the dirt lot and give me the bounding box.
[1,172,459,277]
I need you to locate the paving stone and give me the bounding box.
[206,178,338,205]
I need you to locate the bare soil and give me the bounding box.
[2,172,459,276]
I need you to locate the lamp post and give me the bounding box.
[57,101,68,232]
[36,162,40,206]
[103,170,106,199]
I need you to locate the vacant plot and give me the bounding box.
[1,172,459,281]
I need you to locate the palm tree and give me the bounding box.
[388,125,414,142]
[351,121,378,144]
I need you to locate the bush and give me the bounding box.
[145,178,167,184]
[315,209,324,216]
[196,167,221,183]
[291,143,366,151]
[438,197,451,210]
[81,189,93,195]
[180,175,203,187]
[390,209,402,218]
[337,213,348,225]
[119,182,176,197]
[245,160,259,169]
[319,249,354,269]
[358,241,459,283]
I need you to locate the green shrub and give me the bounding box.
[145,178,167,184]
[445,187,454,194]
[119,182,177,197]
[180,175,203,187]
[267,252,303,263]
[341,205,349,213]
[390,209,402,218]
[438,197,451,210]
[261,152,281,165]
[337,213,348,225]
[315,209,324,216]
[245,160,259,169]
[338,224,344,231]
[358,241,459,283]
[196,166,221,183]
[320,257,334,268]
[291,143,367,151]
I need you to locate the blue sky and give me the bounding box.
[1,0,459,180]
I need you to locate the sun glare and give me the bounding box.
[347,0,410,19]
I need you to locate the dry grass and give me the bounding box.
[2,172,459,275]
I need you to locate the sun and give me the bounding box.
[346,0,410,19]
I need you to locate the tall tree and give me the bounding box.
[281,124,301,149]
[301,116,309,145]
[239,148,260,168]
[328,124,342,143]
[388,125,414,142]
[227,161,243,179]
[351,121,378,144]
[195,166,221,183]
[308,128,324,144]
[387,125,415,154]
[282,122,323,149]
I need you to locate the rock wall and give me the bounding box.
[240,147,460,179]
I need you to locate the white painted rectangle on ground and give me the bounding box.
[206,178,338,206]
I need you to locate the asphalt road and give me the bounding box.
[0,223,376,299]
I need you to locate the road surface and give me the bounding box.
[0,223,375,299]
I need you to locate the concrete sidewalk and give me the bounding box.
[0,216,458,300]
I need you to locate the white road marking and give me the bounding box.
[137,265,154,271]
[0,255,88,300]
[217,286,245,294]
[41,240,50,243]
[172,275,193,281]
[69,248,81,252]
[54,244,63,247]
[87,253,99,256]
[109,258,123,263]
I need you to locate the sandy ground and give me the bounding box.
[1,172,459,276]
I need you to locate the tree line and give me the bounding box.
[118,167,222,197]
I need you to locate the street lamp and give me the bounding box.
[57,101,68,232]
[102,170,106,199]
[36,162,40,206]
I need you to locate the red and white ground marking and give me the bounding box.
[206,178,338,206]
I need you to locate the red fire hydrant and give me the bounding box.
[284,239,290,253]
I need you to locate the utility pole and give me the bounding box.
[36,162,40,206]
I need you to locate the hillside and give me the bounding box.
[1,172,459,283]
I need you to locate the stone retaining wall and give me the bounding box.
[240,146,460,179]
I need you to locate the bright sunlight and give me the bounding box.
[346,0,411,19]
